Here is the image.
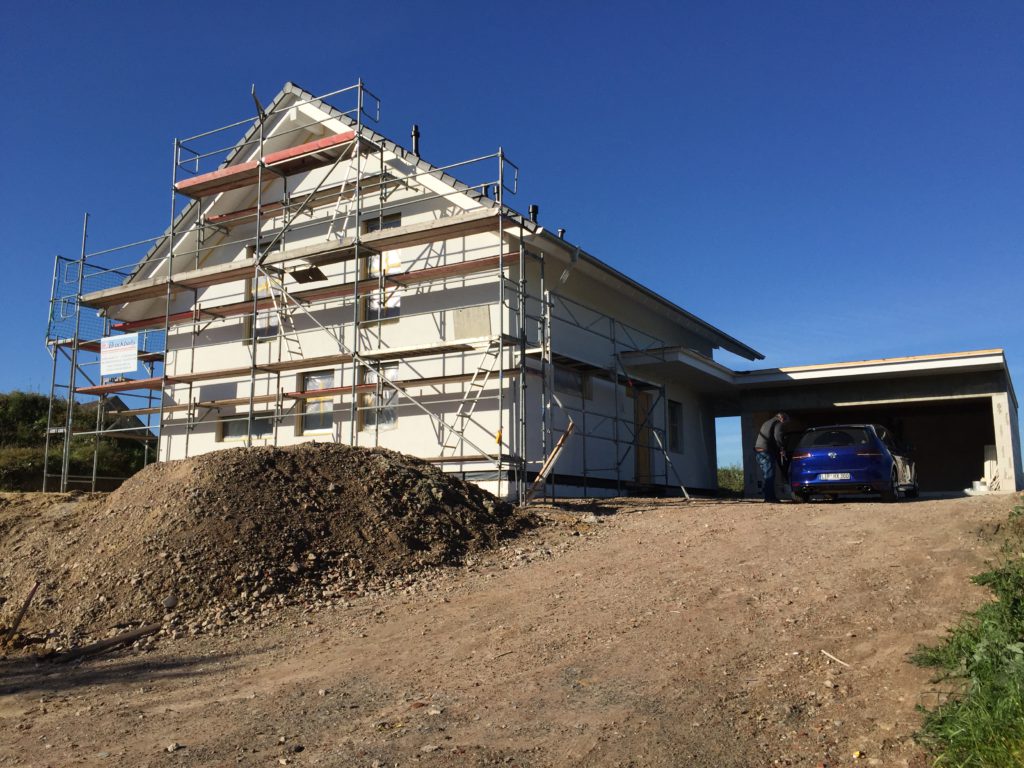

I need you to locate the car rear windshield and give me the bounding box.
[796,427,871,449]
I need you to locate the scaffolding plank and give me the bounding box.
[174,131,360,199]
[80,274,172,307]
[119,340,511,391]
[360,209,509,252]
[81,260,258,309]
[171,365,259,384]
[264,131,359,171]
[96,211,510,321]
[205,200,284,226]
[75,377,164,396]
[292,209,505,267]
[116,367,521,417]
[108,403,188,416]
[111,251,519,332]
[204,173,390,227]
[194,394,278,409]
[360,338,477,362]
[174,160,260,198]
[420,454,501,463]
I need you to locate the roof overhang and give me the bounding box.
[618,347,1017,414]
[528,229,763,362]
[735,349,1017,410]
[619,346,742,416]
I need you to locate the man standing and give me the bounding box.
[754,412,790,503]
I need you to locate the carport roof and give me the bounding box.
[618,347,1016,411]
[734,349,1016,408]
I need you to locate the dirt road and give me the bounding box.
[0,493,1013,767]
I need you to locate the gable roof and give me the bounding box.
[128,81,761,361]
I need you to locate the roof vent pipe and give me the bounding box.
[557,228,565,238]
[528,204,539,223]
[411,124,420,157]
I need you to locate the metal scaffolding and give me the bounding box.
[43,82,541,498]
[43,80,686,500]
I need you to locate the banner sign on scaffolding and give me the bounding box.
[100,333,139,376]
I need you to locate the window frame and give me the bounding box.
[298,370,335,436]
[362,214,403,323]
[359,363,399,432]
[667,399,683,453]
[553,364,591,400]
[218,411,274,442]
[243,242,283,345]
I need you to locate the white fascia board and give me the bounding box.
[736,351,1009,387]
[621,346,737,385]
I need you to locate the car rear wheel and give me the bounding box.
[881,469,900,503]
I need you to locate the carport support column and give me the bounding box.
[991,393,1023,492]
[740,412,759,498]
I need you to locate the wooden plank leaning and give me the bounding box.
[3,581,41,649]
[523,421,576,505]
[52,623,162,663]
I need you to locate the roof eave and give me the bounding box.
[528,228,763,361]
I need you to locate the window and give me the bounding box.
[796,428,871,449]
[363,214,402,322]
[360,364,398,430]
[668,400,683,452]
[245,275,279,343]
[244,243,282,344]
[300,370,334,434]
[220,412,274,441]
[364,213,402,234]
[553,365,590,399]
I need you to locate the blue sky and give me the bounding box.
[1,1,1021,466]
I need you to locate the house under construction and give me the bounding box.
[44,81,1021,499]
[44,81,764,500]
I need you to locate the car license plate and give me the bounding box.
[818,472,851,481]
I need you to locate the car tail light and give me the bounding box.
[790,452,811,460]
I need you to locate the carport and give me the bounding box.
[734,350,1021,496]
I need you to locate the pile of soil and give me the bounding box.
[0,444,532,649]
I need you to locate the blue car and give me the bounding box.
[789,424,918,502]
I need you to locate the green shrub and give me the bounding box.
[0,390,146,490]
[912,499,1024,766]
[717,464,744,494]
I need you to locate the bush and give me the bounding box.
[0,445,49,490]
[912,497,1024,767]
[718,464,744,494]
[0,390,147,491]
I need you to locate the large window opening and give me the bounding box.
[668,400,683,452]
[363,214,403,322]
[219,412,274,441]
[360,364,399,431]
[299,370,334,435]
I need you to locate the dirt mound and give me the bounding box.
[0,444,531,649]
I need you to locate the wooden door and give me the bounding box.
[634,390,653,484]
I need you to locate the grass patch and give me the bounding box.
[911,496,1024,766]
[718,464,744,494]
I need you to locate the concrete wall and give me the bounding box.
[993,392,1024,491]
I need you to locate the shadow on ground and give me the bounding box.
[0,651,237,697]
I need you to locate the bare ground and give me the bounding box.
[0,493,1015,768]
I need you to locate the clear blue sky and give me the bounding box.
[2,1,1021,466]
